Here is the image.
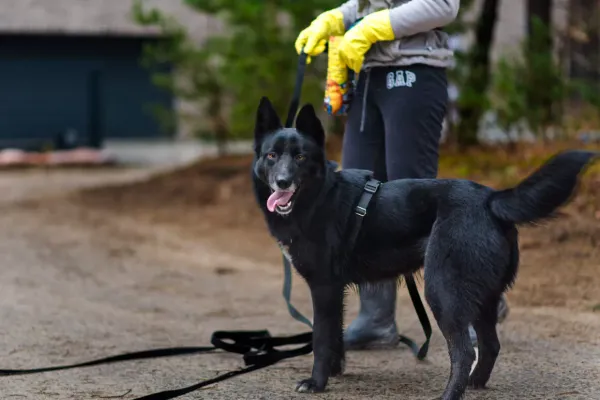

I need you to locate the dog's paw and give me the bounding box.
[330,358,345,377]
[296,378,324,393]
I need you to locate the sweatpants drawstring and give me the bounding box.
[359,69,371,133]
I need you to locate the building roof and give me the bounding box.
[0,0,222,41]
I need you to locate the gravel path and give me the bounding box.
[0,168,598,399]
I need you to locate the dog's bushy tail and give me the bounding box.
[488,150,598,224]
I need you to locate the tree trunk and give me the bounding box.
[207,84,229,157]
[214,116,229,157]
[527,0,552,37]
[527,0,554,140]
[568,0,600,81]
[455,0,501,149]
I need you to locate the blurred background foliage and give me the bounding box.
[132,0,600,154]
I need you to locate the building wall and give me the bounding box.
[0,0,223,43]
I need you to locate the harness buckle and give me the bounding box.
[355,206,367,217]
[355,179,380,217]
[364,180,380,194]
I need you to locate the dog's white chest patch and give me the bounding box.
[278,242,293,265]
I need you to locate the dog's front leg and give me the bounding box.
[296,283,344,394]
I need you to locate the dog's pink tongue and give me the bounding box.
[267,190,294,212]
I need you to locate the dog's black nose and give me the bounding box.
[276,177,292,189]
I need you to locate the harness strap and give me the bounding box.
[348,178,380,241]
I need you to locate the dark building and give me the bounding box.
[0,0,220,150]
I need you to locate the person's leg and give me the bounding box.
[347,65,447,351]
[341,71,387,180]
[376,65,446,181]
[341,71,400,350]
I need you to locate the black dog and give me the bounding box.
[252,96,597,400]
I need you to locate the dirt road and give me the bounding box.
[0,166,599,399]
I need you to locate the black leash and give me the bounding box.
[281,50,315,330]
[285,52,309,128]
[404,275,432,360]
[0,51,431,399]
[0,346,216,376]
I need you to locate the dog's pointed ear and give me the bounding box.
[295,103,325,148]
[255,97,282,143]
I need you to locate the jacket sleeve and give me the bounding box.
[389,0,460,38]
[337,0,359,31]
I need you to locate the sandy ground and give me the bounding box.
[0,164,599,400]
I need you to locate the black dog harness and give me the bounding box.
[0,52,431,399]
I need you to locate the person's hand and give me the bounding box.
[338,9,395,73]
[295,9,345,63]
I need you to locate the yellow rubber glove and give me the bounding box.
[338,9,395,73]
[295,9,345,62]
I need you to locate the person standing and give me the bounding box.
[295,0,509,350]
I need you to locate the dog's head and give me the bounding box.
[253,96,326,216]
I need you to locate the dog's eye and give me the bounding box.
[295,154,306,162]
[266,152,277,160]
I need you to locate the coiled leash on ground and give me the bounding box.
[0,330,312,399]
[0,52,431,399]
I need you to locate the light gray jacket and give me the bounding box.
[338,0,460,69]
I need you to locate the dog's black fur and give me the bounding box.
[252,97,597,400]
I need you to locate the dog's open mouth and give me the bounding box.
[267,190,296,215]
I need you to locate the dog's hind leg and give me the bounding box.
[424,250,477,400]
[425,283,476,400]
[296,283,345,393]
[468,296,501,389]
